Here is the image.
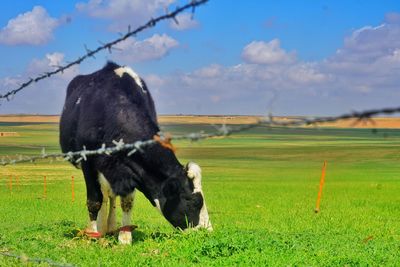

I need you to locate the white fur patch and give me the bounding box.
[114,66,146,93]
[99,173,115,198]
[187,162,201,179]
[107,196,117,233]
[88,220,98,233]
[154,199,162,215]
[187,162,213,230]
[197,202,213,231]
[98,173,115,234]
[187,162,202,193]
[118,192,135,245]
[118,231,132,245]
[97,200,108,235]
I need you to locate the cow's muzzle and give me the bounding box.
[186,162,213,231]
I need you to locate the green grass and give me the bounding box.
[0,123,399,266]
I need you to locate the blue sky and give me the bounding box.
[0,0,399,115]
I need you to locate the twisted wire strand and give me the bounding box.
[0,0,209,101]
[1,106,399,167]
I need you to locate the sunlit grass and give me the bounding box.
[0,123,399,265]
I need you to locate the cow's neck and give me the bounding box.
[141,143,184,179]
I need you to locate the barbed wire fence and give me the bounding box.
[0,0,209,101]
[1,106,400,167]
[0,0,398,167]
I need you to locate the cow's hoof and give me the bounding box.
[118,230,132,245]
[85,231,102,239]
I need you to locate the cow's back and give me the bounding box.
[60,62,159,155]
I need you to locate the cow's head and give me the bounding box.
[154,162,212,230]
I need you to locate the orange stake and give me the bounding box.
[71,176,75,203]
[43,175,47,199]
[9,175,12,192]
[315,161,327,213]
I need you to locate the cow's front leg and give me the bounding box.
[82,163,102,238]
[97,174,111,235]
[118,191,135,244]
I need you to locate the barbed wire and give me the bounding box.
[0,0,209,101]
[0,139,156,167]
[0,251,75,267]
[1,106,399,167]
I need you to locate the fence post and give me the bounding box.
[9,175,12,192]
[315,161,327,213]
[43,175,47,199]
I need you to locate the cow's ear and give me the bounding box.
[185,162,201,179]
[185,162,202,193]
[162,179,181,198]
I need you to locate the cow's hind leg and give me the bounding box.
[82,162,102,238]
[97,176,116,235]
[107,195,117,233]
[118,191,135,244]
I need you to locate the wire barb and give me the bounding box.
[0,0,397,167]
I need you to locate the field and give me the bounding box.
[0,119,399,266]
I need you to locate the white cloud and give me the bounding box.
[241,39,296,65]
[169,13,199,31]
[193,64,222,78]
[0,53,79,114]
[46,52,64,67]
[144,74,165,88]
[144,15,400,115]
[3,13,400,116]
[0,6,59,45]
[112,34,179,63]
[76,0,175,31]
[322,16,400,93]
[26,52,78,81]
[385,12,400,24]
[287,63,330,84]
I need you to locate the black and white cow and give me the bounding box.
[60,62,212,244]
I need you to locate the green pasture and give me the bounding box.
[0,122,399,266]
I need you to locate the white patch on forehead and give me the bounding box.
[75,97,81,105]
[114,66,146,93]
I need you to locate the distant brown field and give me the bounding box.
[312,117,400,129]
[0,115,400,128]
[0,115,59,123]
[158,115,260,125]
